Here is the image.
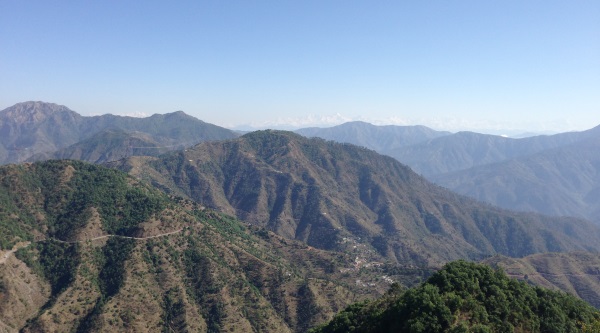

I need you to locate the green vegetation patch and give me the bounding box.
[312,261,600,333]
[38,160,166,239]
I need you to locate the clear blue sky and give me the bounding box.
[1,1,599,133]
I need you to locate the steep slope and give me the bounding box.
[0,160,388,332]
[110,131,600,267]
[311,261,600,333]
[484,252,600,309]
[385,125,600,177]
[296,121,450,152]
[433,138,600,223]
[0,101,238,164]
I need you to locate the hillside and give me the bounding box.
[432,138,600,223]
[0,101,238,165]
[295,121,450,152]
[311,261,600,333]
[109,130,600,268]
[27,129,171,164]
[0,160,394,332]
[384,125,600,177]
[484,252,600,309]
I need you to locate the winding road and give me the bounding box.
[0,242,31,265]
[0,228,184,265]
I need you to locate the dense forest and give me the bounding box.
[311,261,600,333]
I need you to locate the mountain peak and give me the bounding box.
[1,101,80,123]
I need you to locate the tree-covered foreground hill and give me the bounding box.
[311,261,600,333]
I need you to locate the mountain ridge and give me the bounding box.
[296,121,451,152]
[0,101,238,165]
[385,125,600,177]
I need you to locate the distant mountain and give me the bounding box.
[295,121,450,152]
[0,101,238,164]
[384,125,600,177]
[433,138,600,223]
[0,160,385,332]
[484,252,600,309]
[0,102,84,163]
[294,123,600,224]
[312,260,600,333]
[109,130,600,268]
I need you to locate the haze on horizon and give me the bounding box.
[1,1,598,134]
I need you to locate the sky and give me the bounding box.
[1,1,599,134]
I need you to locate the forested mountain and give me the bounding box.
[484,252,600,309]
[109,130,600,268]
[311,261,600,333]
[384,125,600,177]
[432,138,600,224]
[295,121,450,152]
[0,160,392,332]
[0,101,238,164]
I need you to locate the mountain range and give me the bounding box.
[2,101,600,331]
[295,120,600,224]
[433,137,600,223]
[295,121,450,152]
[109,130,600,268]
[384,127,600,177]
[0,101,238,165]
[4,101,597,225]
